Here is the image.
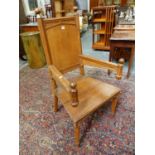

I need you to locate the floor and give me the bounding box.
[20,65,135,154]
[19,28,135,76]
[19,28,135,153]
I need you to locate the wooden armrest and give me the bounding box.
[79,55,124,80]
[48,65,79,107]
[48,65,70,92]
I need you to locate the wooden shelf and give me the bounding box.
[92,41,104,48]
[92,42,110,50]
[92,6,115,51]
[93,18,106,23]
[93,30,105,34]
[56,10,66,13]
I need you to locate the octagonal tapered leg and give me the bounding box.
[111,96,118,115]
[74,122,80,146]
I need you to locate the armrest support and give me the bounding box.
[79,55,124,80]
[48,65,79,107]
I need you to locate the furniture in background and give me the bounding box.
[19,22,39,61]
[45,4,52,18]
[114,24,134,31]
[120,0,135,6]
[20,23,38,32]
[19,0,29,60]
[90,0,135,11]
[19,16,87,34]
[52,0,77,17]
[98,0,106,6]
[26,15,37,23]
[20,31,46,68]
[115,5,135,25]
[90,0,114,10]
[37,15,124,146]
[121,0,128,6]
[45,1,56,18]
[92,6,116,50]
[90,0,99,11]
[109,24,135,78]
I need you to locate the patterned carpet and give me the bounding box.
[19,66,135,155]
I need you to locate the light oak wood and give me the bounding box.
[48,68,58,112]
[111,96,118,115]
[92,6,115,50]
[70,82,79,107]
[37,18,52,64]
[93,18,106,22]
[94,30,106,34]
[58,77,120,123]
[54,0,63,17]
[38,16,82,72]
[79,55,124,79]
[37,16,124,146]
[74,123,80,146]
[79,65,85,76]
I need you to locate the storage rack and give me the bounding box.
[92,6,115,50]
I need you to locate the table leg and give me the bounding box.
[127,46,135,78]
[109,45,114,62]
[108,45,115,75]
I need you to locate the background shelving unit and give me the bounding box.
[52,0,76,17]
[92,6,115,51]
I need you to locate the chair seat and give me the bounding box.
[58,77,120,123]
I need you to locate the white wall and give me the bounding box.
[87,0,90,11]
[76,0,88,10]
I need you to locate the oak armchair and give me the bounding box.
[37,16,124,146]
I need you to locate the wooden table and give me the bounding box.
[114,25,135,31]
[109,25,135,78]
[20,23,38,32]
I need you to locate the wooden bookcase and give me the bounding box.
[92,6,115,51]
[52,0,76,17]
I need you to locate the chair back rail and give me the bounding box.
[38,16,82,73]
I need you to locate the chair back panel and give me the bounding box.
[38,16,82,72]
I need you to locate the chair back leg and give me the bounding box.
[51,78,58,112]
[79,65,85,76]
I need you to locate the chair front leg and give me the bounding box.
[74,122,80,146]
[111,96,118,115]
[53,95,58,112]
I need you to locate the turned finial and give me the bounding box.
[70,82,79,107]
[70,82,77,89]
[119,58,125,65]
[116,58,124,80]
